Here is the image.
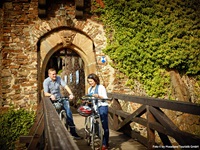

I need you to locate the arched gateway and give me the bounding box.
[32,15,106,103]
[37,25,98,102]
[29,11,111,106]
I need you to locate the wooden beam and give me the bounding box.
[19,136,33,144]
[116,105,146,131]
[107,93,200,115]
[131,130,148,147]
[158,132,172,147]
[29,101,43,135]
[19,101,44,147]
[149,106,200,146]
[43,97,79,150]
[27,114,44,150]
[146,106,155,150]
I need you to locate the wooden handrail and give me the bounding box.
[108,93,200,115]
[20,97,79,150]
[107,92,200,149]
[43,97,79,150]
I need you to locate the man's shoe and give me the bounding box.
[73,134,82,140]
[102,145,108,150]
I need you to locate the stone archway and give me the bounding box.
[27,14,108,105]
[37,26,97,101]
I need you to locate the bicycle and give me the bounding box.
[51,97,69,130]
[78,95,112,150]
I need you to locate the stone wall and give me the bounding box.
[0,0,134,110]
[1,0,198,107]
[0,4,3,105]
[1,1,39,110]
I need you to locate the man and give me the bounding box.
[43,68,81,140]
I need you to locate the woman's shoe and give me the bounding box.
[102,145,108,150]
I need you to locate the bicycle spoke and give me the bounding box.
[80,96,112,150]
[97,118,104,150]
[60,111,68,130]
[91,123,95,150]
[85,117,91,146]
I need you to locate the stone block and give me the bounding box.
[75,0,84,9]
[75,10,83,19]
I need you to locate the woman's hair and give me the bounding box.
[87,73,100,85]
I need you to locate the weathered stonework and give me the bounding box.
[0,0,131,110]
[0,5,3,105]
[0,0,199,138]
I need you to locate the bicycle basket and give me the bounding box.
[77,105,92,117]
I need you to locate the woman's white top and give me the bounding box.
[88,84,108,107]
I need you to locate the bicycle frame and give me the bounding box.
[81,96,112,150]
[51,97,69,129]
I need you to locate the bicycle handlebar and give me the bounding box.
[81,95,112,101]
[51,97,69,103]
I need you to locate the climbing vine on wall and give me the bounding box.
[92,0,200,98]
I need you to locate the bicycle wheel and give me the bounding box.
[97,118,104,150]
[91,120,96,150]
[85,117,91,146]
[60,110,68,130]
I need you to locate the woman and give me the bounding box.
[87,73,109,150]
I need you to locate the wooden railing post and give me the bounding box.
[109,98,122,130]
[146,105,155,149]
[20,100,45,150]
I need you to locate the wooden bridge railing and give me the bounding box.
[107,93,200,149]
[43,97,79,150]
[20,97,79,150]
[20,93,200,149]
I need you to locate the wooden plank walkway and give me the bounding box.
[72,109,147,150]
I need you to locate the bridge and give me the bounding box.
[1,1,199,149]
[19,93,200,150]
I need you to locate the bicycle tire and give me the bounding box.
[97,118,104,150]
[91,120,96,150]
[85,117,91,146]
[60,110,68,130]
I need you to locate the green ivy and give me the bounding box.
[92,0,200,97]
[0,109,35,150]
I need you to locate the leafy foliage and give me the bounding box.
[0,109,35,150]
[93,0,200,97]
